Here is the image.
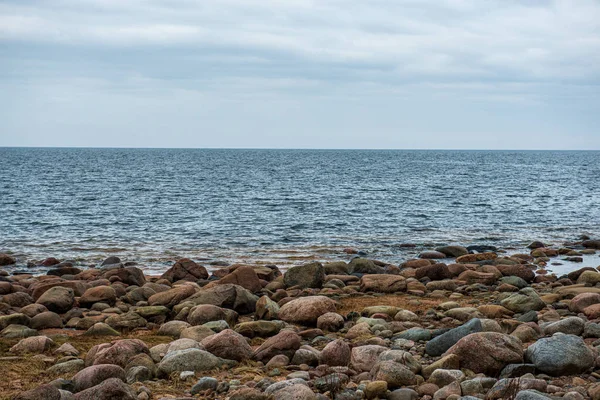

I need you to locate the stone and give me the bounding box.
[86,339,149,368]
[30,311,63,329]
[184,283,258,314]
[14,384,61,400]
[371,360,417,388]
[73,377,136,400]
[278,296,337,325]
[348,258,385,274]
[255,296,280,320]
[36,286,74,313]
[525,333,596,376]
[541,317,584,336]
[284,262,325,289]
[102,266,146,286]
[500,287,546,313]
[235,320,286,338]
[445,332,524,375]
[191,376,219,394]
[47,359,85,375]
[378,350,421,374]
[187,304,238,326]
[570,293,600,313]
[55,342,79,356]
[320,339,351,367]
[388,388,419,400]
[161,258,208,282]
[271,383,316,400]
[10,335,55,354]
[351,345,387,372]
[1,324,38,338]
[158,348,228,375]
[425,318,482,356]
[420,251,447,259]
[317,312,344,332]
[84,322,120,336]
[364,381,388,399]
[415,263,452,281]
[216,266,262,292]
[360,275,407,293]
[578,270,600,285]
[422,354,460,379]
[428,369,465,387]
[157,320,191,337]
[0,313,31,330]
[201,329,253,361]
[254,330,301,361]
[79,286,117,307]
[73,364,126,392]
[436,246,469,258]
[456,252,497,263]
[105,311,147,330]
[148,285,197,308]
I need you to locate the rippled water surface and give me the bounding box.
[1,148,599,272]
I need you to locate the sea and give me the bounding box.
[1,148,599,275]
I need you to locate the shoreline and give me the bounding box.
[2,239,600,399]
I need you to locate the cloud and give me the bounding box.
[1,0,599,148]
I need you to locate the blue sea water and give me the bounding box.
[0,148,599,273]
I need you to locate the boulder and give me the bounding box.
[371,360,416,388]
[187,304,238,326]
[86,339,149,368]
[255,295,279,320]
[0,253,16,266]
[425,318,482,356]
[436,246,469,258]
[348,258,385,274]
[148,285,196,308]
[500,287,545,313]
[283,262,325,289]
[235,320,286,338]
[445,332,524,375]
[184,284,258,314]
[160,258,208,282]
[569,292,600,313]
[279,296,337,325]
[360,275,407,293]
[73,364,126,392]
[216,266,262,292]
[317,312,344,332]
[351,345,388,372]
[201,329,253,361]
[415,263,452,281]
[525,333,596,376]
[253,330,301,361]
[158,348,228,375]
[10,335,55,354]
[541,317,584,336]
[73,377,136,400]
[102,266,146,287]
[14,384,61,400]
[36,286,74,313]
[320,339,351,367]
[79,286,117,307]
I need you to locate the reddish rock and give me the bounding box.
[570,293,600,313]
[73,364,126,392]
[419,251,447,260]
[457,270,497,285]
[320,339,351,367]
[360,275,407,293]
[445,332,523,375]
[31,280,88,300]
[160,258,208,282]
[86,339,149,368]
[496,265,535,282]
[214,266,262,292]
[278,296,337,325]
[73,377,136,400]
[253,330,301,361]
[40,257,61,267]
[0,253,16,266]
[148,284,196,308]
[456,253,498,263]
[36,286,74,313]
[80,285,117,307]
[415,263,452,281]
[14,384,61,400]
[201,329,253,361]
[102,266,146,286]
[583,240,600,250]
[10,335,55,354]
[187,304,238,326]
[584,304,600,319]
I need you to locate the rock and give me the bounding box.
[14,384,61,400]
[216,266,262,292]
[425,318,482,356]
[317,312,344,332]
[583,240,600,249]
[105,311,147,330]
[351,345,388,372]
[419,251,447,259]
[360,275,407,293]
[541,317,584,336]
[255,296,280,320]
[73,377,136,400]
[570,293,600,313]
[235,320,286,338]
[167,338,202,353]
[73,364,126,392]
[158,348,228,375]
[496,265,535,282]
[578,270,600,285]
[191,377,219,394]
[422,354,460,379]
[187,304,238,326]
[365,381,388,399]
[371,360,417,388]
[445,332,524,375]
[525,333,596,376]
[284,262,325,289]
[1,324,38,338]
[30,311,63,330]
[415,263,452,281]
[79,286,117,307]
[514,390,552,400]
[457,270,497,285]
[201,329,252,361]
[254,330,301,361]
[160,258,208,282]
[36,286,74,313]
[388,388,419,400]
[0,253,16,266]
[102,266,146,287]
[500,287,546,313]
[291,348,319,366]
[436,246,469,258]
[278,296,337,325]
[148,285,197,308]
[184,283,258,314]
[86,339,149,368]
[348,258,385,274]
[10,335,55,354]
[54,342,79,356]
[320,339,351,366]
[0,313,31,330]
[271,383,316,400]
[84,322,120,336]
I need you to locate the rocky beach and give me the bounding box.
[1,239,600,399]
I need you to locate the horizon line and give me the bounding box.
[1,145,600,152]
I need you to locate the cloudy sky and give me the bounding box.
[1,0,599,149]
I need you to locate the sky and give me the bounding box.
[1,0,599,150]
